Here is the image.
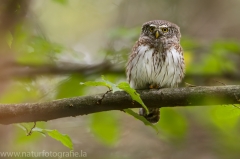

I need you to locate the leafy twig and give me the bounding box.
[97,90,112,104]
[27,122,36,136]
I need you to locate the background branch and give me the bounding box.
[1,61,240,81]
[0,85,239,125]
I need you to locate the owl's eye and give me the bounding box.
[161,27,168,33]
[149,26,155,32]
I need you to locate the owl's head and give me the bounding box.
[141,20,181,41]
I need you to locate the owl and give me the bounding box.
[126,20,185,123]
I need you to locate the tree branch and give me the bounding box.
[0,61,124,81]
[0,85,239,125]
[1,61,239,82]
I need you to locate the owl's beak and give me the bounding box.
[155,30,160,38]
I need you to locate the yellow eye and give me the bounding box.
[162,27,168,33]
[149,26,155,32]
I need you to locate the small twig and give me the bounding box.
[230,95,240,108]
[234,93,240,102]
[27,122,36,136]
[97,90,112,104]
[213,79,226,86]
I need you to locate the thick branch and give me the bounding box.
[0,85,239,125]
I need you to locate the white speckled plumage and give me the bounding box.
[126,20,185,123]
[128,45,184,89]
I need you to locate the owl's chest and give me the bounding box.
[129,45,184,88]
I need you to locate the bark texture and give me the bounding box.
[0,85,239,125]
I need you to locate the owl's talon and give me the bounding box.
[131,100,135,105]
[149,85,154,89]
[149,84,159,89]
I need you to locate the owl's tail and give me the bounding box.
[139,108,160,123]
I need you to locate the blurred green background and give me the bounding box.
[0,0,240,159]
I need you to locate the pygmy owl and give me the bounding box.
[126,20,185,123]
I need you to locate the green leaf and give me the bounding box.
[17,52,48,65]
[124,109,159,133]
[16,123,73,150]
[80,81,112,90]
[157,108,188,140]
[212,40,240,53]
[31,127,47,137]
[0,82,39,103]
[117,82,149,114]
[16,36,65,65]
[101,75,121,92]
[210,105,240,132]
[30,37,64,54]
[82,77,148,113]
[45,129,73,150]
[14,122,46,146]
[17,124,28,132]
[57,74,86,98]
[90,112,119,146]
[80,75,121,92]
[181,37,199,50]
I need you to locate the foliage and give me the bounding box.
[81,76,164,144]
[90,112,119,146]
[157,108,188,141]
[118,82,149,114]
[17,123,73,150]
[124,109,159,133]
[81,76,159,124]
[1,2,240,155]
[57,74,87,98]
[182,39,238,75]
[45,129,73,150]
[5,25,240,151]
[81,76,149,114]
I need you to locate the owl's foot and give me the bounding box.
[149,84,159,89]
[139,108,160,123]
